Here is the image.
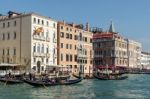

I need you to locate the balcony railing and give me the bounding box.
[33,52,46,57]
[33,35,45,41]
[77,54,87,59]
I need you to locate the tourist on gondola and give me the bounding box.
[8,72,11,78]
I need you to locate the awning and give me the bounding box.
[96,66,115,69]
[0,63,22,67]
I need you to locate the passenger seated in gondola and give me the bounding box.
[51,79,56,83]
[9,72,11,78]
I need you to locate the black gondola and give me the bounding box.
[94,74,128,80]
[23,77,82,87]
[0,77,23,84]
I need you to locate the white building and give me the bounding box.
[141,52,150,69]
[0,11,57,73]
[126,39,142,68]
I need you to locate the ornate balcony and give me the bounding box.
[33,35,45,41]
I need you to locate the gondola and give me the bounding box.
[94,74,128,80]
[0,77,23,84]
[72,74,81,79]
[23,77,82,87]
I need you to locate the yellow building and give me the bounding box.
[57,21,93,77]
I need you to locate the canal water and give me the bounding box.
[0,74,150,99]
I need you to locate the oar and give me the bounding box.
[4,78,8,86]
[42,83,48,89]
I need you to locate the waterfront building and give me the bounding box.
[0,11,57,74]
[57,21,93,77]
[93,22,128,73]
[141,51,150,69]
[126,39,142,69]
[93,22,142,73]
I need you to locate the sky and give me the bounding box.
[1,0,150,51]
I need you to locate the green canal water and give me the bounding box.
[0,74,150,99]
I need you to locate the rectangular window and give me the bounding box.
[47,21,49,26]
[90,50,92,57]
[33,45,36,52]
[3,23,5,28]
[70,34,72,39]
[61,43,63,48]
[66,54,69,61]
[66,33,69,39]
[85,37,87,42]
[75,45,77,50]
[46,47,49,53]
[42,20,44,25]
[7,22,10,27]
[70,55,72,62]
[46,58,49,63]
[7,49,9,55]
[14,48,16,55]
[85,50,87,55]
[90,39,92,43]
[74,35,78,40]
[14,21,16,26]
[14,32,16,39]
[61,53,63,61]
[66,44,68,49]
[34,18,36,23]
[38,19,40,24]
[74,55,77,62]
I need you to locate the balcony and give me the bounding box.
[77,54,87,59]
[33,52,46,57]
[33,35,45,41]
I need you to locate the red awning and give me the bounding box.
[96,66,115,69]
